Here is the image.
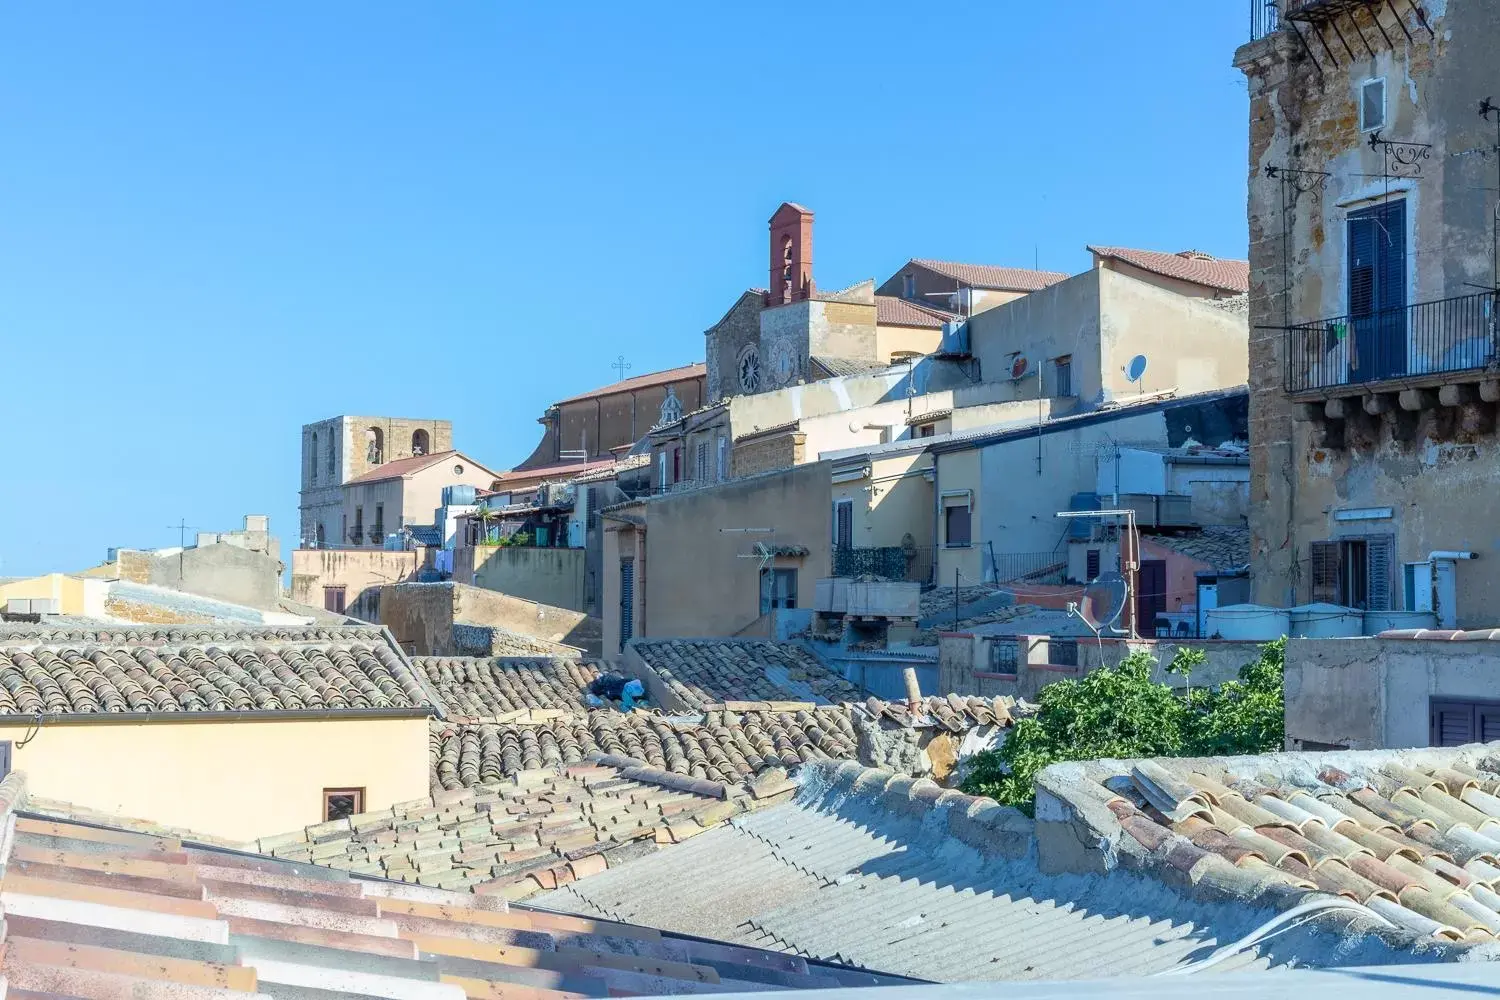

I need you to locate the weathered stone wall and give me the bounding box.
[706,292,764,403]
[1285,635,1500,751]
[732,432,805,478]
[300,416,452,545]
[379,581,599,656]
[457,545,587,612]
[1237,5,1500,621]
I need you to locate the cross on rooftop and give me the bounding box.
[612,355,631,380]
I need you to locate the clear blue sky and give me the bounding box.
[0,3,1250,579]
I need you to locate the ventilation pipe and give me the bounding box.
[1430,551,1477,629]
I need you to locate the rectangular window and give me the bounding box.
[760,567,798,613]
[373,503,385,542]
[0,740,11,778]
[1361,77,1386,132]
[353,506,364,544]
[1430,699,1500,747]
[1309,536,1393,610]
[902,273,916,299]
[716,436,728,481]
[942,494,972,548]
[657,451,668,490]
[919,424,936,438]
[1086,548,1101,580]
[1053,356,1073,397]
[323,586,347,614]
[833,499,854,550]
[323,787,364,821]
[672,448,682,483]
[696,441,709,481]
[587,487,601,531]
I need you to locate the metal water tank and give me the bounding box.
[1288,603,1364,638]
[1204,604,1289,641]
[1363,609,1439,634]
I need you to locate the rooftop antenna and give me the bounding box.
[166,517,199,585]
[725,527,778,621]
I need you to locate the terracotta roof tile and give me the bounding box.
[345,450,499,486]
[1088,245,1251,294]
[874,295,959,329]
[907,259,1070,292]
[0,771,853,994]
[1144,525,1251,572]
[0,626,432,716]
[554,363,706,405]
[417,657,600,716]
[1048,746,1500,948]
[631,639,859,709]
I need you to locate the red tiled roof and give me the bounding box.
[1088,245,1250,294]
[555,363,706,405]
[490,458,616,487]
[908,259,1070,292]
[345,450,498,486]
[874,295,958,329]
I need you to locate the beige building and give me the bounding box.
[341,450,498,549]
[966,260,1248,411]
[828,441,936,585]
[1238,2,1500,626]
[875,258,1069,318]
[290,546,430,619]
[929,387,1249,587]
[602,462,833,655]
[0,622,434,841]
[300,415,452,549]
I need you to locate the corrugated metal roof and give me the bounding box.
[539,761,1425,982]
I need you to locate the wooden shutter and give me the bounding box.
[1376,200,1406,314]
[834,500,853,550]
[1348,215,1376,317]
[619,561,635,648]
[1430,701,1476,747]
[1366,536,1394,612]
[1309,541,1342,603]
[1481,705,1500,744]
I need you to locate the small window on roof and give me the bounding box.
[323,787,365,821]
[1361,78,1385,132]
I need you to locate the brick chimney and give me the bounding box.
[768,203,815,306]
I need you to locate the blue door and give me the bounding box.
[1348,199,1406,380]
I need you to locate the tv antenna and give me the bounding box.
[166,517,200,585]
[724,527,776,572]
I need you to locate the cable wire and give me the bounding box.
[1153,898,1397,977]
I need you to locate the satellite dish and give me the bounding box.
[849,420,862,433]
[1080,572,1128,631]
[1124,355,1148,383]
[1011,355,1029,380]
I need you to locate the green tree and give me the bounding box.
[960,641,1285,814]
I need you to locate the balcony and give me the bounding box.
[1285,291,1499,399]
[1250,0,1424,46]
[831,545,934,586]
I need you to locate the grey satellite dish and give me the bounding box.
[1124,354,1148,383]
[1080,572,1129,632]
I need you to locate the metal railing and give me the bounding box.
[987,639,1018,674]
[1284,290,1498,393]
[1250,0,1279,39]
[831,546,934,586]
[989,550,1066,585]
[1049,638,1079,667]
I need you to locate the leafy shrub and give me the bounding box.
[960,640,1285,813]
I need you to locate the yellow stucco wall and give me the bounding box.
[0,575,106,616]
[936,449,984,585]
[874,324,942,365]
[832,454,934,551]
[3,715,430,842]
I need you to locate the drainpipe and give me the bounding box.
[1430,551,1476,629]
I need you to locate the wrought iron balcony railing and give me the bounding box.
[1284,290,1499,393]
[1251,0,1280,40]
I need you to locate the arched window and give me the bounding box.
[315,523,326,548]
[309,432,319,483]
[365,427,384,466]
[412,429,430,456]
[781,235,794,288]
